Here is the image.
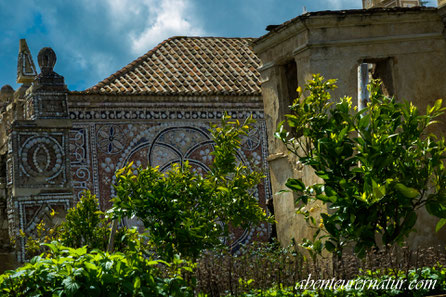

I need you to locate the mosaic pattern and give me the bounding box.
[12,131,69,188]
[69,110,264,121]
[15,194,71,262]
[69,109,271,249]
[69,127,92,200]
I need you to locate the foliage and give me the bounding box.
[59,191,110,250]
[276,74,446,257]
[0,241,194,297]
[112,115,272,261]
[21,191,146,258]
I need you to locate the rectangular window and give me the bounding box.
[284,59,298,102]
[358,58,394,110]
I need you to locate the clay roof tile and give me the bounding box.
[82,36,261,96]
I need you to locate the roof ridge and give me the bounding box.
[82,36,261,96]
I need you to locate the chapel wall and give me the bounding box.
[67,95,273,250]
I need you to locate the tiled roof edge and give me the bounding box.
[84,36,256,93]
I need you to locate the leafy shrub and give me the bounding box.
[112,115,272,261]
[0,242,194,297]
[276,75,446,257]
[58,190,110,250]
[21,191,146,259]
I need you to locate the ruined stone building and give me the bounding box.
[0,37,271,268]
[1,0,446,270]
[253,0,446,247]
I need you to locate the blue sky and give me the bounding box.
[0,0,437,91]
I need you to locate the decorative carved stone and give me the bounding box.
[31,47,65,90]
[10,130,70,189]
[0,85,14,105]
[37,47,56,75]
[25,47,68,120]
[16,39,37,84]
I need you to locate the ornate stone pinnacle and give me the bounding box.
[37,47,57,75]
[17,39,37,84]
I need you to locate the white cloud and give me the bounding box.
[326,0,359,9]
[0,0,206,89]
[129,0,205,55]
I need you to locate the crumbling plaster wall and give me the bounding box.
[254,7,446,248]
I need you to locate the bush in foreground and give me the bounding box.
[0,242,194,297]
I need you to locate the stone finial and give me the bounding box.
[17,39,37,84]
[439,0,446,8]
[0,85,14,103]
[37,47,57,75]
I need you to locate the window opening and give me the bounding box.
[358,58,394,110]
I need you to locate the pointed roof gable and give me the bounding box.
[82,37,261,96]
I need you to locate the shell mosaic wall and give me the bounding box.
[69,110,271,250]
[0,37,271,264]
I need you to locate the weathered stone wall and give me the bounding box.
[254,7,446,248]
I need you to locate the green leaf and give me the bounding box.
[324,222,338,237]
[402,212,417,233]
[372,181,386,201]
[436,218,446,232]
[285,178,305,192]
[434,99,443,111]
[395,183,419,199]
[325,241,336,252]
[359,114,370,130]
[315,171,330,180]
[276,189,290,195]
[217,186,230,193]
[62,277,80,294]
[134,276,141,289]
[426,201,446,218]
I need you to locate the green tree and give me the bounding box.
[276,74,446,257]
[58,191,110,250]
[21,191,145,258]
[112,115,272,261]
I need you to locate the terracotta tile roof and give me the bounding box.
[81,37,261,96]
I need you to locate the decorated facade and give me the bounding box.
[0,37,271,269]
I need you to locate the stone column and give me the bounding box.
[6,47,73,262]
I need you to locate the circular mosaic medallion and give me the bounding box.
[20,136,64,179]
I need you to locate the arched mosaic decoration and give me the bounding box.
[68,111,271,251]
[109,123,260,250]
